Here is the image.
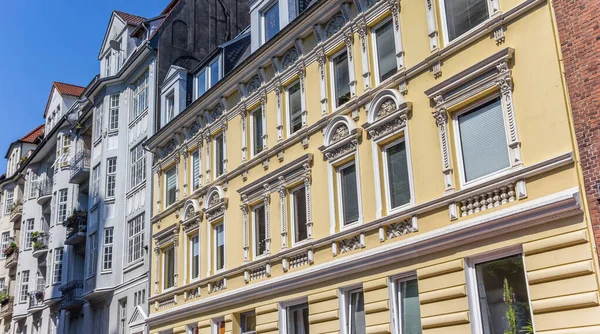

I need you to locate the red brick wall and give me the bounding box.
[553,0,600,256]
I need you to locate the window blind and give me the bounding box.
[375,20,397,82]
[444,0,489,41]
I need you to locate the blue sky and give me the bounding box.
[0,0,170,175]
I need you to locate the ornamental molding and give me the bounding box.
[203,186,228,222]
[363,89,412,141]
[319,116,362,163]
[153,223,180,248]
[378,216,418,242]
[208,278,226,294]
[332,233,365,256]
[324,13,347,39]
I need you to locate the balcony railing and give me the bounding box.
[35,178,53,205]
[65,211,87,246]
[69,150,90,184]
[9,202,22,222]
[28,290,44,310]
[31,233,48,258]
[60,280,84,310]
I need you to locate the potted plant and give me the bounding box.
[3,242,17,256]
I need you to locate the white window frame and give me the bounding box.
[119,299,127,334]
[0,232,10,259]
[336,160,363,229]
[212,317,226,334]
[290,184,308,246]
[131,71,149,121]
[208,57,221,89]
[87,233,98,278]
[250,107,264,157]
[166,92,175,122]
[240,311,256,334]
[164,166,178,208]
[53,248,63,284]
[381,137,415,214]
[130,143,146,189]
[19,270,29,303]
[371,17,398,86]
[339,286,366,334]
[389,272,420,334]
[329,49,351,111]
[452,95,511,188]
[106,158,117,198]
[213,222,225,273]
[279,298,309,334]
[103,227,114,271]
[191,150,201,191]
[92,164,101,203]
[127,214,145,264]
[260,1,280,45]
[189,233,200,281]
[286,80,303,137]
[109,94,120,132]
[24,219,35,249]
[438,0,498,46]
[95,103,104,142]
[29,170,39,199]
[195,69,208,99]
[4,189,13,215]
[252,204,268,259]
[56,188,68,223]
[162,246,175,291]
[213,134,225,179]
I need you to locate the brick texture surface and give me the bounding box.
[554,0,600,257]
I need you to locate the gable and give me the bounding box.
[98,13,128,59]
[128,305,147,326]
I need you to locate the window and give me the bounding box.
[289,0,311,19]
[394,278,422,334]
[119,299,127,334]
[291,186,308,244]
[343,289,366,334]
[24,219,34,249]
[190,234,200,280]
[53,248,63,284]
[374,19,397,83]
[197,70,207,97]
[338,163,360,226]
[20,270,29,303]
[240,312,256,334]
[251,108,264,156]
[88,233,97,277]
[105,54,112,76]
[456,97,509,183]
[213,318,226,334]
[57,189,68,223]
[383,140,411,210]
[130,143,146,188]
[4,189,13,215]
[127,215,145,264]
[166,93,175,122]
[165,167,177,207]
[103,228,114,271]
[95,103,103,141]
[262,2,280,43]
[132,71,149,119]
[214,223,225,271]
[0,232,9,259]
[210,58,220,88]
[109,94,120,131]
[106,158,117,198]
[0,278,5,293]
[36,270,45,292]
[196,58,221,99]
[214,134,224,178]
[283,302,309,334]
[29,171,39,199]
[92,164,100,203]
[287,82,302,135]
[187,324,199,334]
[443,0,489,42]
[468,253,532,334]
[192,151,201,190]
[57,134,71,168]
[163,246,175,290]
[332,52,351,108]
[253,205,267,257]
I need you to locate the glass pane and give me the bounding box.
[475,255,532,334]
[191,236,199,278]
[340,164,359,225]
[255,206,267,255]
[293,187,307,243]
[216,224,224,270]
[210,60,220,88]
[241,313,256,333]
[254,110,263,154]
[198,71,207,97]
[288,303,309,334]
[289,82,303,134]
[444,0,489,41]
[375,20,397,82]
[458,98,509,182]
[350,291,366,334]
[386,141,411,208]
[400,279,422,334]
[215,135,224,176]
[334,53,351,107]
[264,2,280,42]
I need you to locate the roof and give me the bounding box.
[53,82,85,97]
[20,124,45,143]
[114,10,146,26]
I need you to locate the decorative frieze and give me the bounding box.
[320,117,362,164]
[283,249,314,272]
[449,181,526,220]
[185,286,200,301]
[244,263,271,282]
[362,97,411,141]
[208,278,226,293]
[379,216,418,242]
[332,233,366,256]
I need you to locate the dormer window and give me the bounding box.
[166,93,175,122]
[195,56,221,99]
[105,54,112,77]
[262,1,280,43]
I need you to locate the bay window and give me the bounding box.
[53,248,63,284]
[92,164,100,203]
[132,71,149,119]
[130,143,146,189]
[443,0,490,42]
[374,19,397,83]
[109,94,119,131]
[127,214,144,264]
[332,51,351,108]
[57,189,68,223]
[19,270,29,303]
[106,158,117,198]
[287,81,302,135]
[103,228,114,271]
[4,189,13,215]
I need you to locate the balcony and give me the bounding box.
[60,281,84,311]
[3,244,18,270]
[69,150,90,184]
[28,290,45,311]
[64,211,87,246]
[31,232,48,258]
[9,202,22,223]
[0,296,13,319]
[36,179,53,206]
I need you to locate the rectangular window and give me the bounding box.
[130,143,146,189]
[210,58,220,88]
[214,134,224,178]
[262,2,280,43]
[197,70,207,98]
[36,270,45,292]
[344,289,366,334]
[109,94,120,131]
[166,93,175,122]
[190,234,200,280]
[333,52,351,108]
[92,164,100,203]
[106,158,117,198]
[20,270,29,303]
[57,189,68,223]
[29,171,39,199]
[4,189,13,215]
[165,167,177,207]
[192,151,201,190]
[241,312,256,334]
[338,163,360,226]
[163,246,175,290]
[132,71,149,119]
[213,318,226,334]
[444,0,489,42]
[291,186,308,244]
[287,82,302,135]
[384,140,411,209]
[127,215,145,264]
[285,302,309,334]
[214,223,225,271]
[88,233,97,277]
[394,278,422,334]
[0,232,9,259]
[24,219,35,249]
[103,228,114,271]
[119,299,127,334]
[469,253,532,333]
[374,19,397,83]
[253,205,267,257]
[0,278,5,293]
[53,248,63,284]
[252,109,264,156]
[457,97,509,183]
[95,103,103,141]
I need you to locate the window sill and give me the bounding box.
[101,270,113,275]
[129,109,149,128]
[442,13,500,49]
[123,259,144,273]
[104,198,116,204]
[127,182,147,198]
[459,165,516,191]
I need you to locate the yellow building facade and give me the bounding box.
[146,0,600,333]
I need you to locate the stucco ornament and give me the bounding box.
[246,75,261,95]
[281,47,299,70]
[331,124,350,143]
[325,14,346,38]
[376,98,397,119]
[386,220,417,239]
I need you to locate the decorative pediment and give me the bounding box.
[362,89,411,141]
[182,199,202,231]
[203,186,227,222]
[324,14,346,38]
[163,139,178,157]
[319,116,362,163]
[128,305,147,326]
[153,223,180,248]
